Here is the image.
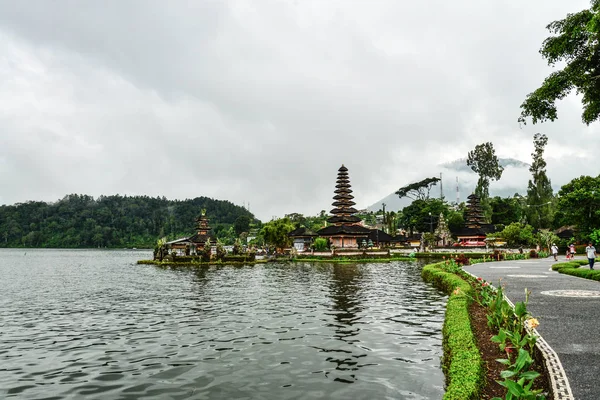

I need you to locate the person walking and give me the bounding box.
[585,242,597,270]
[551,243,559,261]
[569,243,576,259]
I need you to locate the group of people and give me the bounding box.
[551,242,597,269]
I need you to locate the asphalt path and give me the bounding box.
[464,256,600,400]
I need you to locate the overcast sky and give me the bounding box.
[1,0,599,221]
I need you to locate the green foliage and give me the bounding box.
[590,228,600,244]
[470,279,545,399]
[234,215,251,236]
[536,230,560,252]
[0,194,256,248]
[399,198,449,234]
[490,196,523,227]
[421,262,483,400]
[526,134,554,229]
[447,207,465,233]
[555,175,600,237]
[519,1,600,125]
[495,223,536,247]
[200,240,212,262]
[313,237,328,251]
[553,259,600,281]
[396,176,441,201]
[467,143,504,209]
[232,238,243,255]
[215,240,226,260]
[260,217,295,251]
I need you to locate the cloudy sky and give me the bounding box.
[1,0,599,221]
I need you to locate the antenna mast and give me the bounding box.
[456,176,460,204]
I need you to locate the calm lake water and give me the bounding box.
[0,249,446,399]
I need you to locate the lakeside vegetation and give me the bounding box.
[0,194,256,248]
[423,257,548,400]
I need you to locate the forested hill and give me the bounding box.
[0,194,257,248]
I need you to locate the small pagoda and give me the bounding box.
[188,210,212,251]
[164,209,214,255]
[453,193,495,246]
[317,165,371,248]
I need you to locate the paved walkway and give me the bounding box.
[464,256,600,400]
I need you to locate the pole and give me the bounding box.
[429,212,433,233]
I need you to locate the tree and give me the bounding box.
[537,230,560,252]
[285,213,307,228]
[555,175,600,238]
[489,196,522,227]
[526,133,554,229]
[260,217,295,252]
[519,1,600,125]
[398,199,448,234]
[395,177,441,201]
[495,222,536,247]
[466,142,504,220]
[234,215,251,236]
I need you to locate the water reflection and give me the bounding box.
[317,263,367,383]
[328,263,364,340]
[0,251,446,400]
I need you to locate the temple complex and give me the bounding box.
[317,165,371,248]
[165,210,214,255]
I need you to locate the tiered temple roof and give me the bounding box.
[452,193,495,239]
[189,210,212,245]
[465,193,486,228]
[318,165,371,239]
[327,165,362,225]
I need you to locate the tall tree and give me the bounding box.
[466,142,504,204]
[526,133,554,229]
[519,1,600,125]
[395,177,441,201]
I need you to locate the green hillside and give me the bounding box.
[0,194,257,248]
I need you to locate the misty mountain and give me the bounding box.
[366,157,531,212]
[440,158,530,172]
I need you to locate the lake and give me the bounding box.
[0,249,446,399]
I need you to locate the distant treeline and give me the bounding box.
[0,194,256,248]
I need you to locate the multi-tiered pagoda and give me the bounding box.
[189,210,212,250]
[317,165,371,248]
[465,194,486,228]
[453,193,495,246]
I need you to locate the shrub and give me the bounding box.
[422,262,483,399]
[313,237,328,251]
[453,254,470,265]
[222,254,256,262]
[529,249,538,258]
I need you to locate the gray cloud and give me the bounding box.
[0,0,599,220]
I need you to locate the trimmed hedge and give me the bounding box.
[552,259,600,281]
[422,262,484,400]
[294,255,412,263]
[223,254,256,262]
